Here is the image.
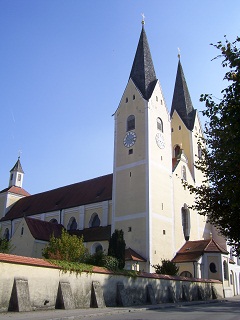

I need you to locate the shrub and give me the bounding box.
[42,229,87,262]
[152,259,179,276]
[103,255,119,271]
[84,250,105,266]
[0,238,12,253]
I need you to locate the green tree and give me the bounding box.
[108,229,126,269]
[0,237,12,253]
[185,36,240,254]
[152,259,179,276]
[42,229,86,262]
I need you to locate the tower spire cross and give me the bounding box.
[178,47,181,59]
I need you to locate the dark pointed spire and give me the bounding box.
[129,24,157,100]
[10,157,24,174]
[170,59,196,130]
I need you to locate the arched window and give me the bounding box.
[182,204,191,241]
[89,213,100,228]
[157,117,163,132]
[223,261,229,280]
[67,217,77,231]
[91,242,103,254]
[180,271,192,278]
[127,115,135,131]
[4,228,10,241]
[182,165,187,181]
[209,262,217,273]
[230,248,234,260]
[174,145,181,158]
[49,218,58,224]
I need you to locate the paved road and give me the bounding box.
[1,298,240,320]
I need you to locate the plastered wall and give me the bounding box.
[0,255,223,312]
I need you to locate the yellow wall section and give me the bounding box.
[114,165,146,217]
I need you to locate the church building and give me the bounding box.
[0,21,239,297]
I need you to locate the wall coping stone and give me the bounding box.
[0,253,222,284]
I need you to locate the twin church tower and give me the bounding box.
[0,22,209,272]
[112,21,208,270]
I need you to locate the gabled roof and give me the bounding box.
[0,174,113,222]
[69,225,111,242]
[170,60,196,130]
[129,26,157,100]
[172,239,228,263]
[0,186,30,197]
[10,157,24,173]
[125,247,146,262]
[25,217,64,241]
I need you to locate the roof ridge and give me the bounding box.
[1,174,113,222]
[204,238,228,253]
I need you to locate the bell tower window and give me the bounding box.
[174,145,181,158]
[157,117,163,132]
[127,115,135,131]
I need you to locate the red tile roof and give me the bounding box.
[0,253,221,282]
[0,253,58,268]
[0,186,30,197]
[69,225,111,242]
[0,174,112,222]
[125,247,146,262]
[25,217,64,241]
[172,239,228,263]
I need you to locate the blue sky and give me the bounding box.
[0,1,239,194]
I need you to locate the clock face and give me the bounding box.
[155,132,165,149]
[123,131,137,148]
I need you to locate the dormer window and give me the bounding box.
[127,115,135,131]
[18,174,21,181]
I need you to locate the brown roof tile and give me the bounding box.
[25,217,64,241]
[0,253,58,268]
[125,247,146,262]
[1,174,112,222]
[172,239,228,263]
[0,253,222,282]
[69,225,111,242]
[0,186,30,197]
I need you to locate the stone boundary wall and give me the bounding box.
[0,253,223,312]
